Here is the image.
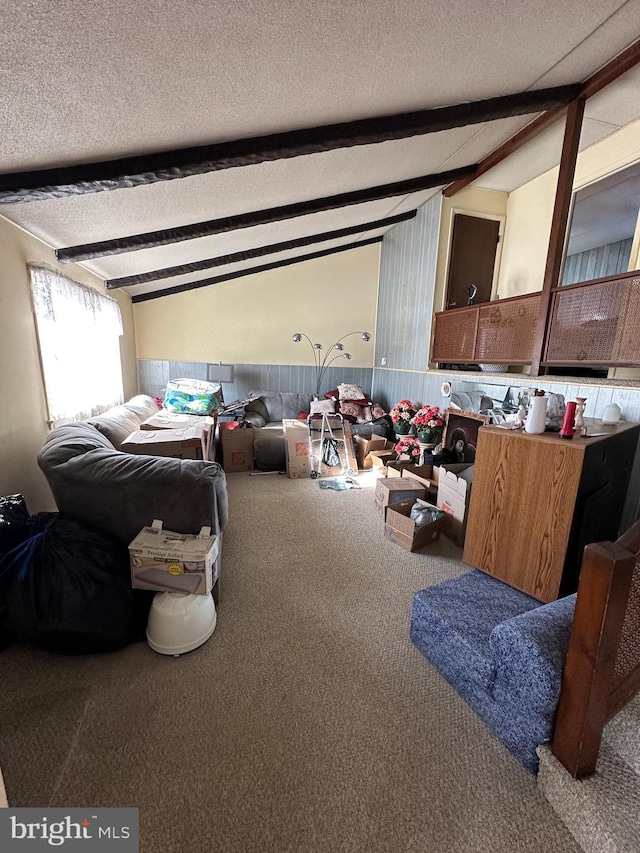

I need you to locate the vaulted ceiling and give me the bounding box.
[1,0,640,301]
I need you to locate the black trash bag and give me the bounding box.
[321,437,341,468]
[0,494,32,554]
[0,497,52,651]
[2,517,136,654]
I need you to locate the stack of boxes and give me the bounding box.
[374,459,475,552]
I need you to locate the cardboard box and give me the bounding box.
[283,418,311,479]
[353,435,394,470]
[400,465,435,498]
[219,422,254,472]
[436,463,475,546]
[373,477,426,518]
[384,498,448,552]
[129,519,219,595]
[369,450,398,478]
[283,417,357,479]
[122,425,207,460]
[140,410,216,459]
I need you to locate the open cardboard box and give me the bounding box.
[353,435,394,470]
[436,463,475,546]
[373,476,426,518]
[122,425,207,460]
[384,498,448,552]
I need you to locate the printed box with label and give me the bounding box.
[284,418,356,478]
[219,422,255,472]
[373,477,426,517]
[436,463,475,546]
[353,435,394,470]
[283,418,312,478]
[121,425,207,460]
[384,498,448,552]
[129,520,219,595]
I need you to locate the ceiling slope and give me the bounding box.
[1,0,639,297]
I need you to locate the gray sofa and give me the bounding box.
[410,570,575,773]
[242,391,392,471]
[37,396,228,601]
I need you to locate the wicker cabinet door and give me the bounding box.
[431,308,477,363]
[475,295,541,363]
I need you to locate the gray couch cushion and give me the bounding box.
[85,395,159,450]
[248,392,314,422]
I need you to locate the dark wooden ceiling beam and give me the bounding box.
[130,237,383,303]
[444,37,640,197]
[1,85,580,204]
[57,165,474,262]
[580,37,640,100]
[106,210,415,288]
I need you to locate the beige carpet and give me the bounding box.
[0,472,580,852]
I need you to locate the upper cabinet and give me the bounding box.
[431,293,541,366]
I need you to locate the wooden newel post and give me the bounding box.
[552,540,635,778]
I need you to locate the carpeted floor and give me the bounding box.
[0,472,581,852]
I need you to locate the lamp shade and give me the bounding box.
[206,363,235,383]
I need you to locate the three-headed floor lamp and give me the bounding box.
[292,331,372,398]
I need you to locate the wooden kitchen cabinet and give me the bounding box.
[462,420,640,602]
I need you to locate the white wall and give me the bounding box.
[133,243,380,367]
[0,216,138,511]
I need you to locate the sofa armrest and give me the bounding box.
[489,595,576,714]
[39,448,228,547]
[243,412,267,428]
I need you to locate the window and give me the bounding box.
[30,266,124,426]
[562,161,640,285]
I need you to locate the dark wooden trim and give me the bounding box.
[130,236,383,302]
[443,38,640,198]
[443,106,567,197]
[581,38,640,100]
[530,97,585,376]
[106,210,415,288]
[57,166,474,262]
[552,540,635,779]
[433,289,543,315]
[1,86,580,204]
[550,267,640,292]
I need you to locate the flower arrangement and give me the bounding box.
[394,435,422,460]
[389,399,417,423]
[411,405,444,431]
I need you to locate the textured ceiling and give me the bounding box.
[1,0,640,298]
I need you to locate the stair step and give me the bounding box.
[602,694,640,775]
[537,741,640,853]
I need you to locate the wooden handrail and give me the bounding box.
[552,518,640,778]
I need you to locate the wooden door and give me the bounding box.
[445,214,500,309]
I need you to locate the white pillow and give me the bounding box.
[338,383,366,401]
[310,399,336,415]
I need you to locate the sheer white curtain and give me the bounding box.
[30,266,124,425]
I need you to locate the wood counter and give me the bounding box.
[462,419,640,602]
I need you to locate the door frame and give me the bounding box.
[441,208,506,310]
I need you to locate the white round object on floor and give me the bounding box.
[147,591,216,656]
